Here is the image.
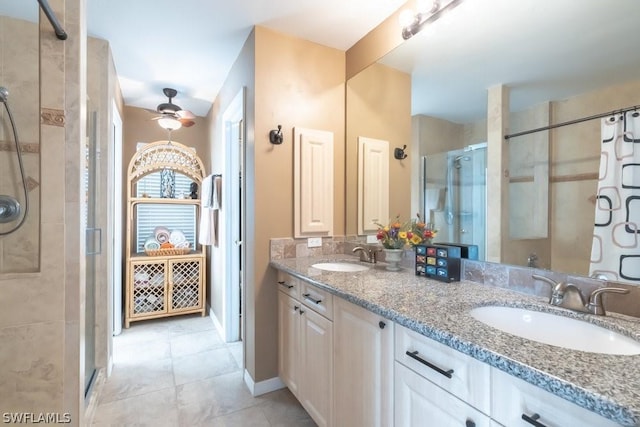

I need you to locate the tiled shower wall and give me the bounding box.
[0,0,85,423]
[0,15,40,273]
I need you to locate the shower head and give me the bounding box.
[0,87,8,103]
[453,155,471,168]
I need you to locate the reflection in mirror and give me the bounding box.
[0,2,40,273]
[346,0,640,276]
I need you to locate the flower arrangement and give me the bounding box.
[375,214,437,249]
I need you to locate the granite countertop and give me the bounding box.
[270,254,640,426]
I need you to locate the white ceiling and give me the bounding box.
[4,0,639,123]
[0,0,407,117]
[380,0,640,123]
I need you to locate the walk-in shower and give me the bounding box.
[0,86,29,235]
[422,143,487,260]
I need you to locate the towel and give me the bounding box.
[212,175,221,210]
[201,175,213,208]
[144,237,160,251]
[199,175,221,246]
[154,226,170,244]
[169,230,186,245]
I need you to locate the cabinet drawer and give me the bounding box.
[277,272,301,299]
[395,324,490,414]
[491,368,620,427]
[395,362,491,427]
[300,281,333,320]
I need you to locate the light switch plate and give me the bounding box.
[307,237,322,248]
[366,234,378,244]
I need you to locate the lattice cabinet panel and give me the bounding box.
[170,259,203,311]
[130,260,168,317]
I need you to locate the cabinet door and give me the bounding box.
[491,368,621,427]
[168,258,203,312]
[278,291,301,398]
[334,298,394,427]
[395,362,491,427]
[130,260,168,317]
[299,305,333,427]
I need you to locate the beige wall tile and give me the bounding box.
[0,322,64,412]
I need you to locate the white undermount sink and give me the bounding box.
[470,305,640,355]
[311,262,369,272]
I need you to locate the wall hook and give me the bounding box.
[269,125,283,144]
[394,145,408,160]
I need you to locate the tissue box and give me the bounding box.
[415,244,461,282]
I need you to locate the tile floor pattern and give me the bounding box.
[92,314,316,427]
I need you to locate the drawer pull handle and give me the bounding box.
[278,281,294,289]
[303,293,322,304]
[299,309,305,315]
[294,305,299,311]
[465,420,475,427]
[521,413,547,427]
[379,321,386,329]
[405,350,454,379]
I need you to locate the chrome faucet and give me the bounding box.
[532,274,629,316]
[352,246,381,264]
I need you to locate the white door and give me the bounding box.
[110,101,123,339]
[223,89,244,343]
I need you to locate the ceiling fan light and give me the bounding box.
[158,116,182,131]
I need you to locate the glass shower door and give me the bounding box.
[422,144,487,260]
[84,110,98,397]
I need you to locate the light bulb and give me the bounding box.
[158,116,182,131]
[398,9,415,28]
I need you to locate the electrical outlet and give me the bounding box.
[307,237,322,248]
[366,234,378,244]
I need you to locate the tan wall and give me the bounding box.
[346,0,417,78]
[0,15,40,273]
[251,26,346,382]
[346,63,412,236]
[122,106,210,176]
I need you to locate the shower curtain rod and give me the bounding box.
[37,0,67,40]
[504,103,640,140]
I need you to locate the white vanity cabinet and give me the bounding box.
[395,362,492,427]
[277,273,333,427]
[394,324,491,427]
[491,368,621,427]
[333,298,394,427]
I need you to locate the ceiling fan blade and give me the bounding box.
[179,118,196,127]
[176,109,195,120]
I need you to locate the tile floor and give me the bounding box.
[91,314,315,426]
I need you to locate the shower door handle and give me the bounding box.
[86,227,102,255]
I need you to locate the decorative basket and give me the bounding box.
[145,246,191,257]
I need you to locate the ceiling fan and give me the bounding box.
[153,87,196,129]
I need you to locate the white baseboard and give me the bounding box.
[209,308,226,342]
[243,369,285,396]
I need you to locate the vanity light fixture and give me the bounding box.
[401,0,463,40]
[157,116,182,131]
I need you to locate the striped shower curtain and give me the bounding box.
[590,111,640,283]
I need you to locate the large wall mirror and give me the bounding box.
[346,0,640,277]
